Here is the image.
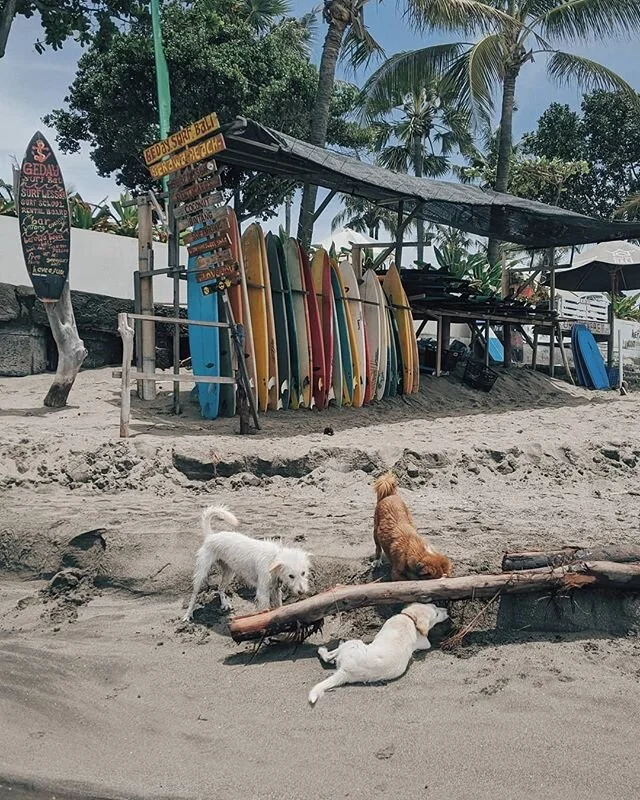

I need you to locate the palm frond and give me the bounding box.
[244,0,291,31]
[442,34,504,119]
[376,145,411,173]
[359,43,466,121]
[340,17,385,71]
[613,192,640,220]
[404,0,515,34]
[538,0,640,44]
[546,51,640,111]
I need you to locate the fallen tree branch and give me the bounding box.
[228,561,640,642]
[502,546,640,572]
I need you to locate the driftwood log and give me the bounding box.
[42,282,88,407]
[502,546,640,572]
[228,561,640,642]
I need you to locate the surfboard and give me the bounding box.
[265,232,291,409]
[187,223,220,419]
[241,223,278,412]
[227,208,257,407]
[386,301,400,397]
[361,269,388,402]
[310,247,334,409]
[332,260,362,407]
[330,298,343,407]
[330,264,354,406]
[339,260,367,405]
[300,244,325,410]
[574,324,610,390]
[571,325,587,387]
[284,238,313,409]
[277,235,301,409]
[383,265,414,395]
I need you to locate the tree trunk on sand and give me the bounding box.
[487,67,518,268]
[43,282,88,407]
[228,561,640,642]
[0,0,17,59]
[502,546,640,572]
[297,14,348,250]
[412,132,425,265]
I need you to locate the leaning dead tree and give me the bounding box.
[15,132,87,408]
[228,561,640,642]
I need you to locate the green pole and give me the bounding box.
[150,0,171,192]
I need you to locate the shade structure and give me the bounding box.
[555,240,640,292]
[218,118,640,249]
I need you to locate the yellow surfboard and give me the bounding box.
[241,223,279,411]
[382,264,414,395]
[331,259,363,408]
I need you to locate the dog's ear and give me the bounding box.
[269,560,284,575]
[402,606,431,636]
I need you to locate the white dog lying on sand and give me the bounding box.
[183,505,311,621]
[308,603,448,706]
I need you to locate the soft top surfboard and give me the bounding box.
[330,264,354,406]
[187,222,220,419]
[266,232,291,409]
[575,324,609,390]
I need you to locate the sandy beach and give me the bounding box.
[2,365,640,800]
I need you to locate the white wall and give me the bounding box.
[0,215,187,304]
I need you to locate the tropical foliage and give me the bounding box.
[357,0,640,263]
[45,0,369,221]
[610,293,640,322]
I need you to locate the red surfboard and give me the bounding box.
[300,244,327,409]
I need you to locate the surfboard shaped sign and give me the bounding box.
[18,131,71,302]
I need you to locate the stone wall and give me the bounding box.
[0,282,186,377]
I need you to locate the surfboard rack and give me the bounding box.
[115,307,259,437]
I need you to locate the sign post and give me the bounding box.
[17,132,87,407]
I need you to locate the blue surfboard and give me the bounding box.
[330,266,354,406]
[570,326,587,387]
[187,224,221,418]
[575,325,609,390]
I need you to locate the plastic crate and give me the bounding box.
[421,347,462,372]
[606,367,619,388]
[462,359,499,392]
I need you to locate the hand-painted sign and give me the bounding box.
[173,191,223,220]
[174,174,222,205]
[169,160,217,191]
[177,205,227,232]
[195,249,233,270]
[143,113,219,166]
[17,131,71,302]
[199,261,241,294]
[187,233,231,257]
[148,134,226,179]
[182,218,230,244]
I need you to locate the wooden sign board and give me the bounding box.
[177,205,227,232]
[199,262,241,294]
[173,191,223,220]
[143,113,219,166]
[187,233,231,257]
[18,131,71,302]
[182,218,230,244]
[195,249,233,270]
[174,174,221,205]
[169,160,217,191]
[149,134,226,180]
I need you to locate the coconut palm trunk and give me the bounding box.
[0,0,17,58]
[297,12,349,249]
[411,131,425,265]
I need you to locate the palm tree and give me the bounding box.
[331,194,406,239]
[361,74,476,263]
[0,178,16,216]
[362,0,640,264]
[297,0,383,249]
[614,193,640,221]
[244,0,291,32]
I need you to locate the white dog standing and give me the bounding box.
[183,505,311,621]
[308,603,448,706]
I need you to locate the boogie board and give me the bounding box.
[574,324,609,390]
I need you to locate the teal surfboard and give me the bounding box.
[330,265,353,406]
[187,224,220,419]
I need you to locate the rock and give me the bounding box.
[602,448,620,462]
[0,323,48,377]
[46,568,85,595]
[0,283,21,323]
[406,464,420,478]
[242,472,262,487]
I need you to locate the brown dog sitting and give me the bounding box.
[373,472,452,581]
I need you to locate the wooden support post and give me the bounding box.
[137,196,155,400]
[133,270,143,397]
[117,313,134,438]
[607,274,616,369]
[484,320,490,367]
[503,322,511,369]
[42,283,88,408]
[531,329,539,371]
[167,200,181,415]
[549,264,556,378]
[440,316,451,363]
[227,561,640,642]
[394,201,404,267]
[351,244,364,280]
[221,291,260,432]
[435,315,442,377]
[556,324,575,385]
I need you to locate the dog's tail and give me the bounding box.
[200,505,239,536]
[308,669,349,707]
[374,471,397,502]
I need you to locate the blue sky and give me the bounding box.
[1,5,639,246]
